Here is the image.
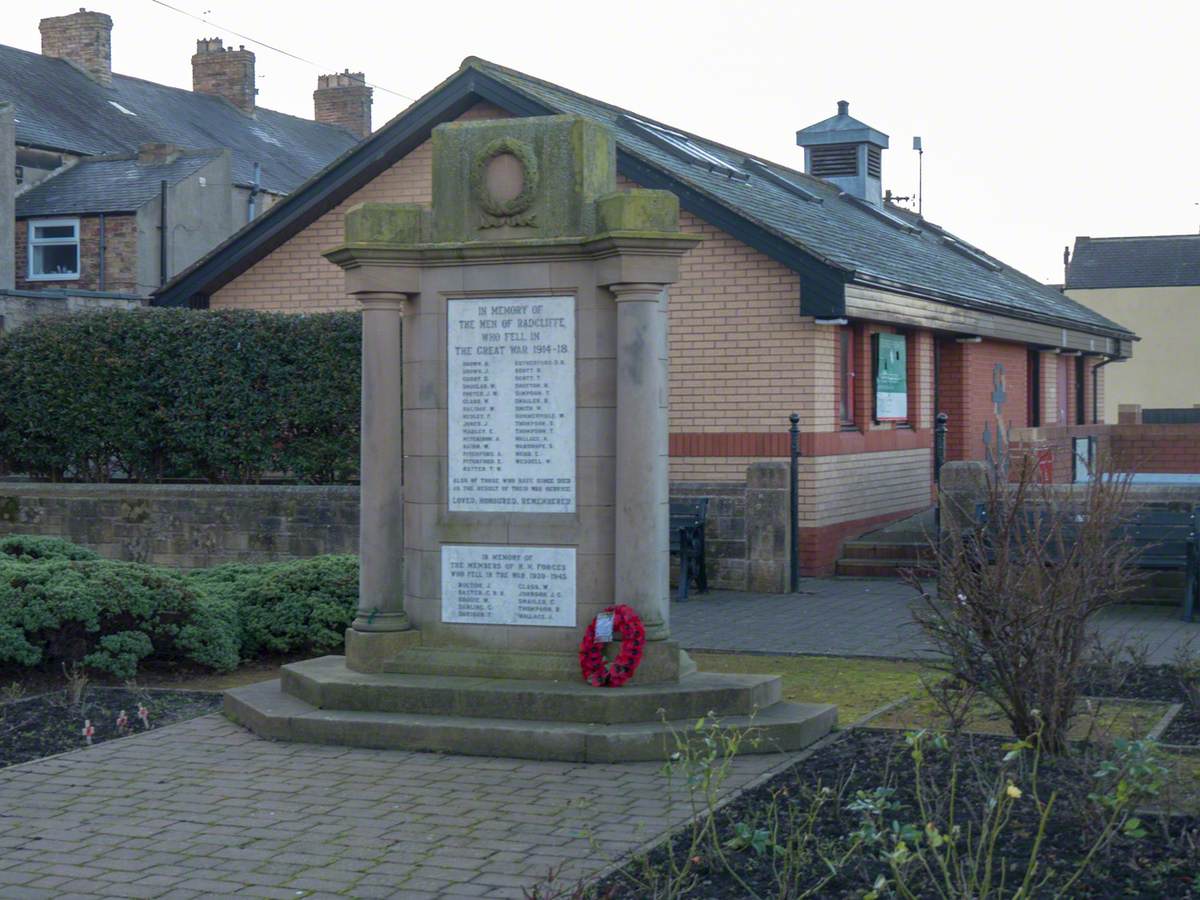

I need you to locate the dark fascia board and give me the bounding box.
[155,65,850,316]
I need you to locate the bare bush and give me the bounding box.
[907,453,1142,754]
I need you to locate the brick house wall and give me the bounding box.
[14,214,138,294]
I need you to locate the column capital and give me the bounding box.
[355,291,412,313]
[607,282,666,301]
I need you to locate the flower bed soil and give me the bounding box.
[0,687,222,768]
[597,730,1200,899]
[1164,708,1200,746]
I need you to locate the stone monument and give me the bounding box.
[226,115,835,761]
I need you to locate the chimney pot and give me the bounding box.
[40,8,113,86]
[314,70,372,140]
[837,100,849,115]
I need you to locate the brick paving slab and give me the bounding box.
[0,714,794,899]
[672,578,1199,664]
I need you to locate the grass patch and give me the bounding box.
[692,652,928,724]
[870,692,1172,741]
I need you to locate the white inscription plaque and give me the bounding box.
[448,296,575,512]
[441,544,576,627]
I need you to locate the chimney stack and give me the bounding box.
[314,71,373,139]
[192,38,256,114]
[40,8,113,86]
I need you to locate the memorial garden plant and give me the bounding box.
[0,536,358,679]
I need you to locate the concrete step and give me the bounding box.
[840,541,934,562]
[282,656,780,724]
[835,557,935,578]
[224,678,836,763]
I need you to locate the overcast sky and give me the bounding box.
[8,1,1197,283]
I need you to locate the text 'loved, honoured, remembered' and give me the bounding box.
[448,295,576,513]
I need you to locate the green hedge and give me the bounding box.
[0,539,359,679]
[0,309,361,483]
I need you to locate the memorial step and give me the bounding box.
[224,678,836,764]
[281,655,779,725]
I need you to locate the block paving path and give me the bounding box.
[672,578,1199,664]
[0,713,790,899]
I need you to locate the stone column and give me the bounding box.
[352,291,410,634]
[611,283,670,641]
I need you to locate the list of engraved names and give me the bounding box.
[448,296,575,512]
[441,545,576,627]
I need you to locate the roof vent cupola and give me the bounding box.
[796,100,889,206]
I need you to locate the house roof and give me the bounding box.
[152,56,1133,342]
[0,43,356,195]
[1067,234,1200,290]
[16,149,223,216]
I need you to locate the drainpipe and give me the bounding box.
[97,213,106,291]
[788,412,801,592]
[247,161,261,223]
[158,180,168,287]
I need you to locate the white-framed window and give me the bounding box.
[28,218,81,281]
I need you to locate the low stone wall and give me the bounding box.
[0,482,358,568]
[671,461,791,594]
[0,475,793,590]
[0,288,144,332]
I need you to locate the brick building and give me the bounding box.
[155,58,1135,578]
[0,7,372,311]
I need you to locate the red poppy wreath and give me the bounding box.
[579,604,646,687]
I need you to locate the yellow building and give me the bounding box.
[1066,234,1200,422]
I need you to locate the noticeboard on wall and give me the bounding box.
[873,332,908,422]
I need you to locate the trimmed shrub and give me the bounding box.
[0,534,100,561]
[186,555,358,657]
[0,308,361,483]
[0,536,358,678]
[0,557,241,679]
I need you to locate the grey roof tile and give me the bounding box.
[1067,235,1200,290]
[0,43,357,195]
[16,150,222,216]
[470,59,1131,337]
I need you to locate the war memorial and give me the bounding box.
[226,115,836,761]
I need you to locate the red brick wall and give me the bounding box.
[937,338,1029,461]
[1111,425,1200,473]
[14,214,139,294]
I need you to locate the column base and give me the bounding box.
[350,611,412,633]
[345,627,422,674]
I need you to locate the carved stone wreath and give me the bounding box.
[472,137,539,228]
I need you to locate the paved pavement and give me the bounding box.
[671,578,1200,664]
[0,713,792,900]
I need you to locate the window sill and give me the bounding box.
[27,273,81,282]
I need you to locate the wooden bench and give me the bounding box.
[975,503,1199,621]
[670,497,709,601]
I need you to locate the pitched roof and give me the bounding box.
[16,149,223,216]
[0,43,356,195]
[153,57,1133,341]
[1067,235,1200,290]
